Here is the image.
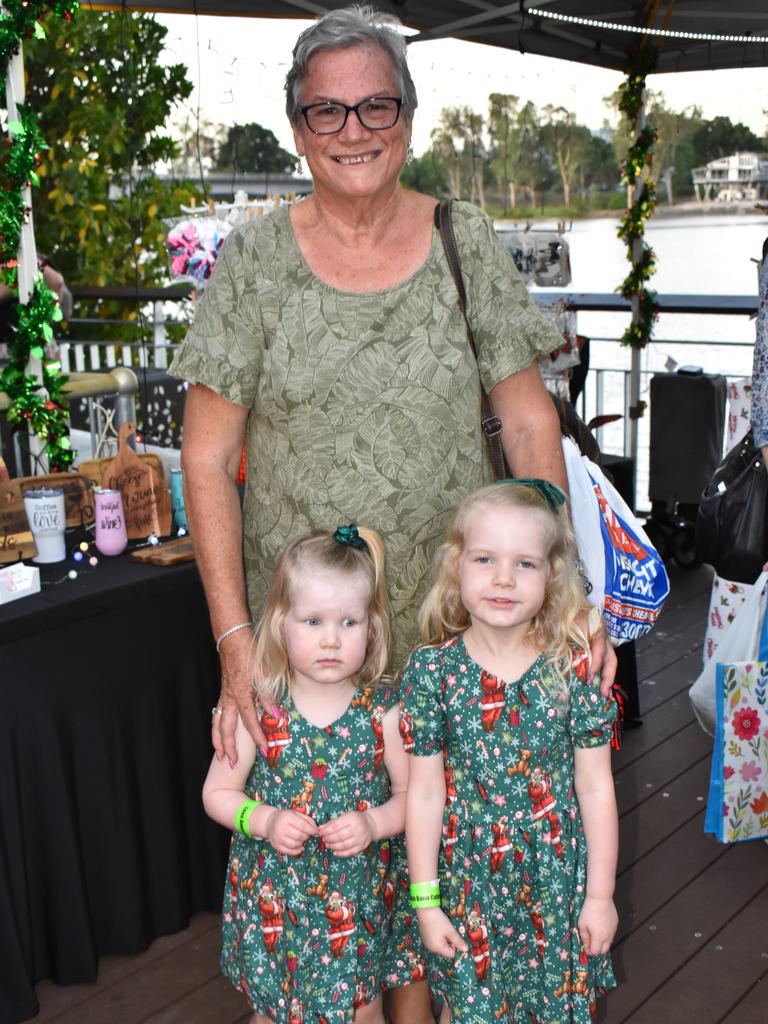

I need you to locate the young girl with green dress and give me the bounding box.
[401,481,619,1024]
[204,525,424,1023]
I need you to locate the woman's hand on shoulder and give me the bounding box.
[577,896,618,956]
[264,809,317,857]
[318,810,375,857]
[416,907,468,960]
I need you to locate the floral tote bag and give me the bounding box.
[704,598,768,842]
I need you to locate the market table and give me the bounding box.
[0,549,229,1024]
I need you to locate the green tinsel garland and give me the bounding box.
[617,182,657,247]
[616,46,659,351]
[0,105,47,264]
[0,1,76,63]
[619,244,657,298]
[621,125,659,187]
[0,277,73,466]
[1,1,79,471]
[620,289,659,351]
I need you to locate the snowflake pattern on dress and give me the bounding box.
[399,637,617,1024]
[220,685,426,1023]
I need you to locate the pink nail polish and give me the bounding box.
[259,745,268,758]
[227,757,234,769]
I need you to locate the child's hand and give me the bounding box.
[265,809,317,856]
[318,811,374,857]
[578,896,618,956]
[416,907,468,960]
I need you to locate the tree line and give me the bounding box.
[18,8,767,295]
[401,93,766,214]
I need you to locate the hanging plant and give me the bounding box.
[616,45,659,351]
[1,1,79,471]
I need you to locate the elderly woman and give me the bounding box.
[171,7,613,1020]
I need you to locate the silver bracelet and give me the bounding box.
[215,621,253,653]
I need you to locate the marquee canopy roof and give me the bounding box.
[88,2,768,74]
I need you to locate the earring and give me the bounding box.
[405,145,414,167]
[296,156,304,175]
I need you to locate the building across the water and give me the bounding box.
[691,151,768,202]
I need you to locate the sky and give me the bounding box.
[155,14,768,158]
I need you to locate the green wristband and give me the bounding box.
[409,879,440,899]
[411,896,442,909]
[235,799,263,836]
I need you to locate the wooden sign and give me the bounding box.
[131,536,195,566]
[79,452,165,489]
[100,422,172,539]
[0,480,37,564]
[18,472,94,527]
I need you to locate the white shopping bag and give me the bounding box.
[690,570,768,736]
[563,436,670,644]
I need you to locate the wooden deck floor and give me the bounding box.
[32,564,768,1023]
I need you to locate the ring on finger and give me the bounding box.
[211,705,224,716]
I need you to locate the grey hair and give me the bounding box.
[285,5,418,125]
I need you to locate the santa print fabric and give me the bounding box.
[399,637,617,1023]
[220,686,426,1022]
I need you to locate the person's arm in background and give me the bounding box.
[181,383,266,763]
[491,362,617,695]
[752,253,768,468]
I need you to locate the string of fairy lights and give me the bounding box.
[527,8,768,45]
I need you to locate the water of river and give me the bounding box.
[527,211,767,504]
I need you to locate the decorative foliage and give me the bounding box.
[616,46,659,351]
[0,1,78,471]
[0,276,74,467]
[618,289,659,352]
[0,105,47,265]
[0,2,75,67]
[621,125,658,187]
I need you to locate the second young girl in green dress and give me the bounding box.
[401,480,619,1024]
[204,525,425,1024]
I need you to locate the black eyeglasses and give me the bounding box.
[300,96,403,135]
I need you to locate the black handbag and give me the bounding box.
[434,199,510,480]
[695,429,768,584]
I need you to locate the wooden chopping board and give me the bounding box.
[99,422,172,539]
[130,536,195,565]
[17,472,94,526]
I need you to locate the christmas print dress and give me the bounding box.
[220,685,426,1023]
[399,637,617,1024]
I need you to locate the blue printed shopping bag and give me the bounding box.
[704,598,768,842]
[563,437,670,644]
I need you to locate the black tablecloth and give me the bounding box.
[0,548,229,1024]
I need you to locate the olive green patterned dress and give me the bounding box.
[169,201,560,667]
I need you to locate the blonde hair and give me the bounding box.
[419,482,592,663]
[252,527,390,704]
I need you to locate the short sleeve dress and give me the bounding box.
[399,637,617,1024]
[169,201,560,668]
[220,685,425,1022]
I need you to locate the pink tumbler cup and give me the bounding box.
[94,488,128,556]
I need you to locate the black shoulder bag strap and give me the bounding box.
[434,199,509,480]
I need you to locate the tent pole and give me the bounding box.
[626,89,646,494]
